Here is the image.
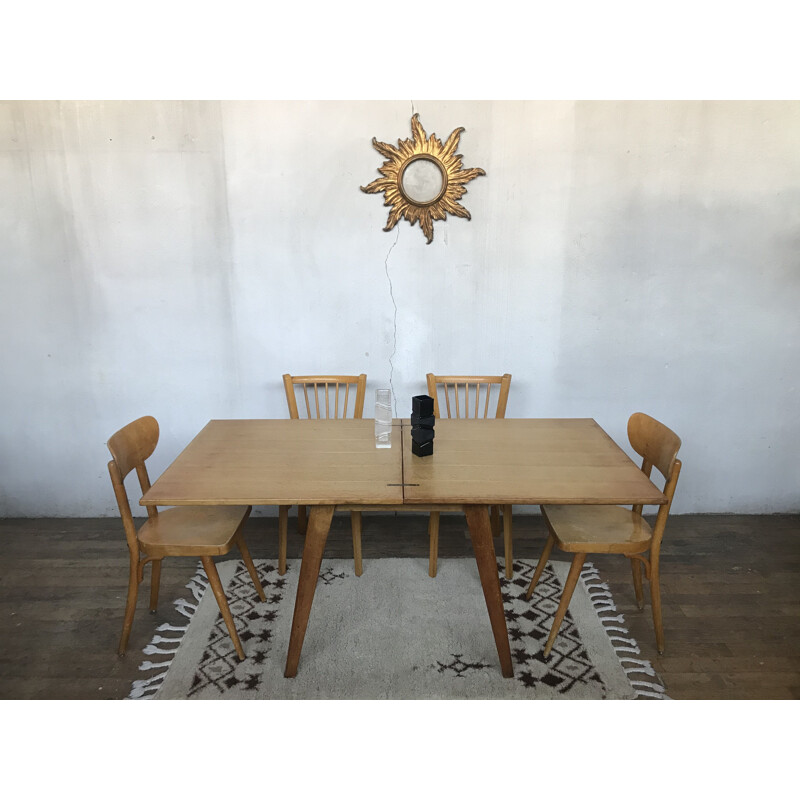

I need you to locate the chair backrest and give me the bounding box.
[283,374,367,419]
[627,412,682,550]
[628,412,681,483]
[426,373,512,419]
[107,416,160,553]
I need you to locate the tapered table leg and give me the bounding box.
[284,504,335,678]
[463,504,514,678]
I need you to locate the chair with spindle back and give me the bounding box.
[425,373,515,578]
[107,416,266,661]
[525,412,682,656]
[280,373,367,576]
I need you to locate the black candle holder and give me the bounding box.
[411,394,435,457]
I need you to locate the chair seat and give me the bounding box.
[541,504,653,554]
[138,505,251,557]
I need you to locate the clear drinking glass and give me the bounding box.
[374,389,392,448]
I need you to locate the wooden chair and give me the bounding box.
[425,373,514,578]
[280,373,367,576]
[526,412,682,656]
[107,416,266,661]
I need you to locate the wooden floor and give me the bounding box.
[0,513,797,700]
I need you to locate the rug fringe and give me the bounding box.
[632,689,670,700]
[156,622,189,633]
[129,671,168,699]
[127,562,209,700]
[628,679,666,693]
[174,598,198,618]
[580,562,670,700]
[138,659,174,671]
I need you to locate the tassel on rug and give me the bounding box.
[580,563,669,699]
[128,563,208,700]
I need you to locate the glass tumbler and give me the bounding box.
[374,389,392,448]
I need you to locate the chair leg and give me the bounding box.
[630,557,645,609]
[236,530,267,602]
[650,564,665,654]
[503,504,513,579]
[525,532,556,599]
[351,511,363,577]
[297,505,308,535]
[278,505,289,575]
[428,511,440,577]
[543,553,586,657]
[491,505,501,536]
[118,559,140,656]
[201,556,246,661]
[149,558,162,613]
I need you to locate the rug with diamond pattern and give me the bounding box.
[132,557,667,700]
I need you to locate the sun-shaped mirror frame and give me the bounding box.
[361,114,486,244]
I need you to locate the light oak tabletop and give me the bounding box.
[141,419,403,507]
[402,418,666,506]
[141,417,665,508]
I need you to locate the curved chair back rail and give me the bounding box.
[425,373,512,419]
[283,373,367,420]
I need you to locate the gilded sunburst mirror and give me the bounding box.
[361,114,486,244]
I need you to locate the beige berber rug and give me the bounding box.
[130,557,668,700]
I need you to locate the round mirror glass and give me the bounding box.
[401,157,444,204]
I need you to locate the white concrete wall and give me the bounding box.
[1,100,798,516]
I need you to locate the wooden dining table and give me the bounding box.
[140,417,666,679]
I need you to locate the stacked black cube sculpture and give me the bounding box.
[411,394,435,457]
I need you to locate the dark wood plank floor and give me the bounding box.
[0,513,797,700]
